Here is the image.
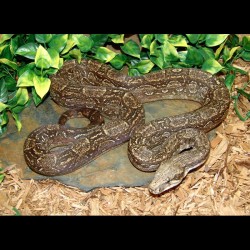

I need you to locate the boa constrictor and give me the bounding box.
[23,59,230,195]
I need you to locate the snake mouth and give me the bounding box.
[148,179,182,195]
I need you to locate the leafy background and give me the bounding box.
[0,34,250,136]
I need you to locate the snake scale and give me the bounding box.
[23,59,230,195]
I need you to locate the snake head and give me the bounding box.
[148,161,186,195]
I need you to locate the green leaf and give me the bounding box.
[43,68,59,75]
[178,51,188,62]
[12,112,22,131]
[7,88,22,107]
[222,46,230,62]
[61,38,76,55]
[33,67,43,76]
[185,46,203,66]
[132,59,154,74]
[0,44,7,55]
[215,40,227,59]
[150,48,171,69]
[128,68,141,76]
[198,47,215,60]
[18,62,36,77]
[205,34,229,47]
[0,125,7,135]
[90,34,109,53]
[168,35,188,47]
[150,52,165,69]
[224,46,241,63]
[161,40,179,62]
[47,48,60,69]
[0,110,8,126]
[1,45,13,60]
[33,75,51,99]
[35,34,52,43]
[59,58,64,69]
[201,58,224,74]
[1,76,17,91]
[48,34,68,53]
[121,40,141,59]
[10,36,20,54]
[242,36,250,51]
[0,58,18,70]
[233,93,250,121]
[172,61,193,68]
[197,34,207,43]
[225,73,236,90]
[155,34,169,44]
[225,63,248,75]
[69,49,82,63]
[11,94,31,114]
[13,207,22,216]
[149,40,160,56]
[26,34,36,43]
[15,42,39,60]
[186,34,201,44]
[94,47,116,63]
[110,54,127,70]
[0,34,14,45]
[140,51,150,60]
[16,88,29,106]
[17,69,35,87]
[109,34,124,44]
[226,34,240,47]
[0,102,8,112]
[11,104,28,114]
[0,72,6,79]
[241,50,250,61]
[141,34,154,49]
[0,173,4,183]
[35,45,51,69]
[32,87,43,106]
[236,88,250,99]
[0,79,8,103]
[72,34,93,52]
[129,58,141,67]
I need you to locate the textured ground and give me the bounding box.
[0,59,249,216]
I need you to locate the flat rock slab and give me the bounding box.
[0,96,215,192]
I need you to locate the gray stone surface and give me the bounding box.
[0,96,215,192]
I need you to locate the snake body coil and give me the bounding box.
[23,59,230,194]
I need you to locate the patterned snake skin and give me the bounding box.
[23,59,230,194]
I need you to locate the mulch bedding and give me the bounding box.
[0,60,249,216]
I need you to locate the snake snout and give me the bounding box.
[148,177,170,195]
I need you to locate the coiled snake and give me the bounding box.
[23,59,230,195]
